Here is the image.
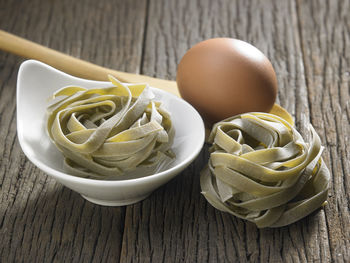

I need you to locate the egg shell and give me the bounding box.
[176,38,278,125]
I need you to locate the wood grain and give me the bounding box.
[0,0,146,262]
[297,0,350,262]
[0,0,349,262]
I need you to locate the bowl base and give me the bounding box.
[81,194,151,206]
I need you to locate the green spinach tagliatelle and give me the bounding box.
[201,112,330,228]
[47,76,175,179]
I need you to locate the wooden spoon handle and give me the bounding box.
[0,30,293,125]
[0,30,180,96]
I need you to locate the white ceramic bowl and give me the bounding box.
[17,60,205,206]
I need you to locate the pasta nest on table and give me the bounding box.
[47,76,175,179]
[200,112,330,228]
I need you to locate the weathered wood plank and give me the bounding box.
[0,0,147,262]
[297,0,350,262]
[1,0,348,262]
[120,0,332,262]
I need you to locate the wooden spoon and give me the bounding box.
[0,29,293,125]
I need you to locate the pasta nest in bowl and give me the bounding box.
[200,112,330,228]
[47,76,175,179]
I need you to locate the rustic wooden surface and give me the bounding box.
[0,0,349,262]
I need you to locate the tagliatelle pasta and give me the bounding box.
[200,112,330,228]
[47,76,175,179]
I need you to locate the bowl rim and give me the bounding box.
[17,59,205,186]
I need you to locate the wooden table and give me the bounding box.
[1,0,349,262]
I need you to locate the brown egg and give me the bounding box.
[176,38,278,125]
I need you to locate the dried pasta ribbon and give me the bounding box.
[47,76,175,179]
[200,112,330,228]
